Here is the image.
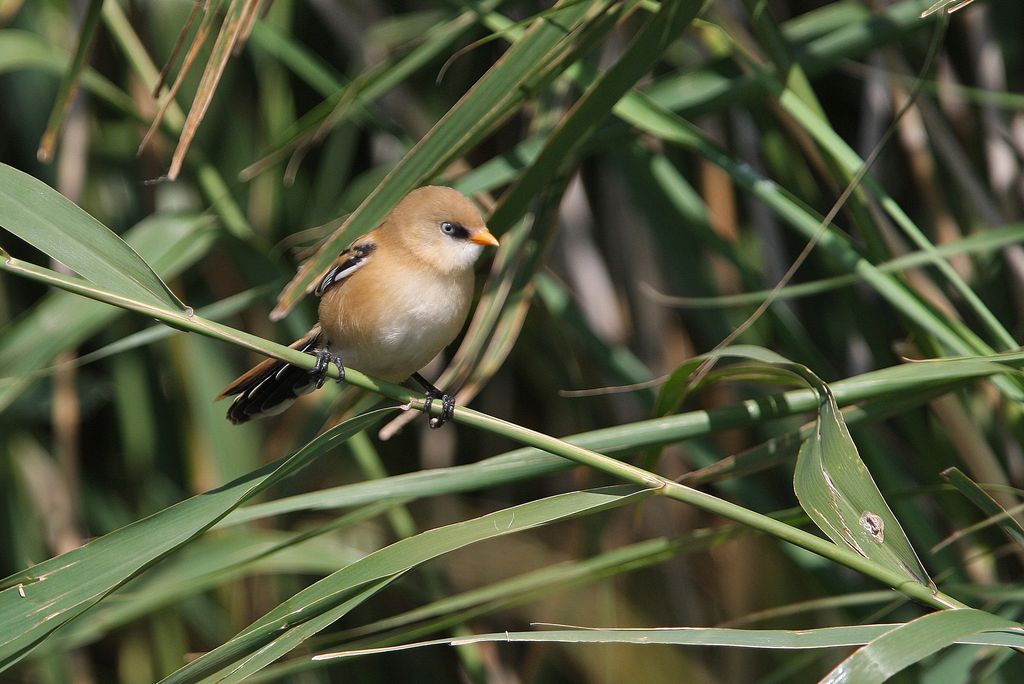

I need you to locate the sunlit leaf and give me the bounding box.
[655,346,933,586]
[0,163,185,310]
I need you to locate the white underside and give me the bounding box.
[327,271,470,382]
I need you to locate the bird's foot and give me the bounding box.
[310,349,346,389]
[412,372,455,428]
[423,390,455,429]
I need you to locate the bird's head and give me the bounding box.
[388,186,498,274]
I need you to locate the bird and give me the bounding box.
[218,186,499,427]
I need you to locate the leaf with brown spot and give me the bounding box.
[795,383,931,586]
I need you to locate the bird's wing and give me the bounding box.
[314,241,376,297]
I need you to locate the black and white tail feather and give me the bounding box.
[219,327,330,424]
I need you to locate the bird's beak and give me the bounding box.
[469,227,499,247]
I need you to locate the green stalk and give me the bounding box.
[448,405,966,611]
[0,254,971,611]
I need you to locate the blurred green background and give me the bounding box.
[2,0,1024,681]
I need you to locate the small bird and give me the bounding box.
[219,186,499,427]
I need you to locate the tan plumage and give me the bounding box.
[219,186,498,425]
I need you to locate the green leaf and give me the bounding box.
[201,577,400,684]
[795,383,931,586]
[654,346,933,587]
[642,224,1024,310]
[160,485,651,682]
[0,163,185,310]
[655,345,819,416]
[0,213,217,412]
[821,609,1023,684]
[0,410,390,671]
[16,284,273,382]
[42,529,369,653]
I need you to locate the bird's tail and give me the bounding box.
[218,327,324,424]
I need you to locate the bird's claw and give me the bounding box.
[410,372,455,428]
[311,349,346,389]
[423,391,455,429]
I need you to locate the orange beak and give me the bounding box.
[469,227,499,247]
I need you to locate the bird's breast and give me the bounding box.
[318,266,473,382]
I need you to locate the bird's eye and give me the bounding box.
[440,221,469,239]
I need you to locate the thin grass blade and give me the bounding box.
[36,0,103,162]
[167,0,262,179]
[310,619,1024,661]
[940,467,1024,551]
